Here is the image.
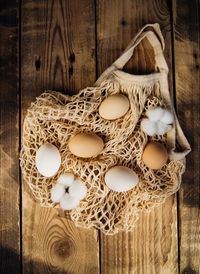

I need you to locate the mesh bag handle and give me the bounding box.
[95,23,168,85]
[95,23,191,161]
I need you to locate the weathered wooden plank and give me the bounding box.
[0,0,20,273]
[96,0,179,273]
[173,0,200,273]
[21,0,99,273]
[101,196,178,274]
[23,192,99,273]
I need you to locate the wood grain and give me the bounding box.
[173,0,200,273]
[96,0,178,273]
[22,192,99,273]
[0,0,20,273]
[101,196,178,274]
[21,0,99,273]
[1,0,199,272]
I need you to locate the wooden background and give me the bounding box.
[0,0,199,273]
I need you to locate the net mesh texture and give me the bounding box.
[20,74,185,235]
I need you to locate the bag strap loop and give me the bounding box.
[95,23,168,85]
[114,23,168,72]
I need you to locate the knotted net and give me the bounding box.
[20,77,184,235]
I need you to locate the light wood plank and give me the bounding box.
[173,0,200,273]
[21,0,99,273]
[101,196,178,274]
[0,0,20,273]
[96,0,178,273]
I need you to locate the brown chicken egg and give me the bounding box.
[142,142,168,169]
[68,132,104,158]
[99,94,130,120]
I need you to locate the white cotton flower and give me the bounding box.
[57,173,74,187]
[69,180,87,200]
[146,107,165,122]
[160,109,174,124]
[50,173,87,211]
[156,121,172,135]
[141,119,158,136]
[141,107,174,136]
[51,183,66,203]
[60,193,80,210]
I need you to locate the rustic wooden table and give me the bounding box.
[0,0,199,273]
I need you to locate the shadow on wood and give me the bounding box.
[0,246,20,274]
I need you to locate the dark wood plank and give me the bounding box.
[21,0,99,273]
[173,0,200,273]
[96,0,179,273]
[0,0,20,273]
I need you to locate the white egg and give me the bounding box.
[51,183,65,203]
[69,180,87,200]
[60,193,80,210]
[35,144,61,177]
[105,166,138,192]
[57,173,74,187]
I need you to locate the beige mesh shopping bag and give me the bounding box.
[20,23,191,235]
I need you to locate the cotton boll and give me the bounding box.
[160,109,174,124]
[69,180,87,200]
[60,193,80,210]
[57,173,74,187]
[141,119,158,136]
[156,121,172,135]
[146,107,165,122]
[51,183,65,203]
